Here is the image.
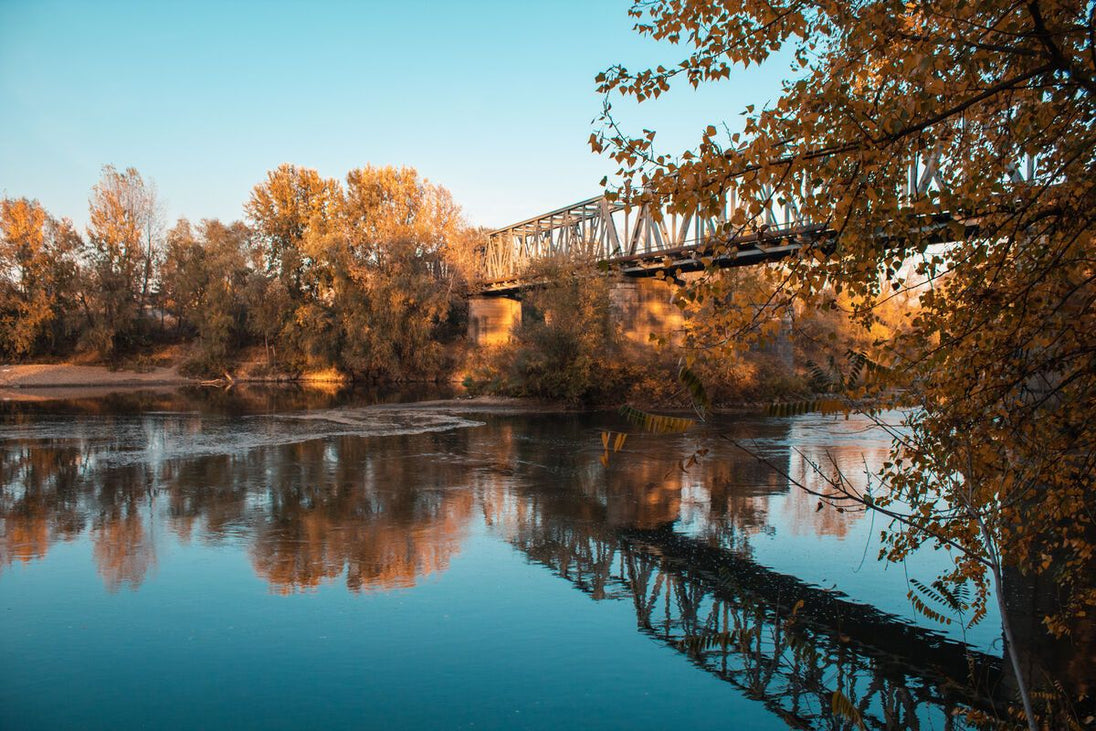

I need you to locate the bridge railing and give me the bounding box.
[478,150,1037,289]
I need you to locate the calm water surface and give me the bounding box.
[0,388,1010,729]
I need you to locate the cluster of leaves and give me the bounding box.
[594,0,1096,722]
[907,576,976,627]
[619,403,695,433]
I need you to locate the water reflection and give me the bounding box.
[1,400,892,602]
[1,442,86,573]
[245,437,474,594]
[0,391,1029,728]
[478,418,1007,728]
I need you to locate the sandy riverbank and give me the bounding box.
[0,363,194,402]
[0,363,191,389]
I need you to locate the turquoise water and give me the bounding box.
[0,390,1008,729]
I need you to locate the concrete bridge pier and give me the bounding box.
[468,296,521,346]
[609,277,686,346]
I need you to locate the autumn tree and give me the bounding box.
[516,258,621,402]
[134,178,164,311]
[333,165,462,380]
[245,164,340,368]
[84,165,163,358]
[246,163,338,299]
[0,198,81,358]
[442,224,491,292]
[161,218,252,374]
[160,219,201,336]
[242,271,292,367]
[594,1,1095,722]
[245,163,466,378]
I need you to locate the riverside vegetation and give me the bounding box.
[1,164,473,382]
[2,164,880,406]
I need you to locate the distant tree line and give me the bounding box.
[0,164,482,380]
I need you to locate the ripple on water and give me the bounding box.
[0,407,486,466]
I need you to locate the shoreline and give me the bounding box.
[0,363,772,415]
[0,363,545,412]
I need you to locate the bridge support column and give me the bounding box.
[610,277,685,346]
[468,296,521,346]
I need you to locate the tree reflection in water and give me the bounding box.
[0,393,1060,728]
[246,436,473,594]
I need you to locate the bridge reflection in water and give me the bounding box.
[478,418,1007,729]
[1,393,1021,728]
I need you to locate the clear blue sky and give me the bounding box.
[1,0,791,231]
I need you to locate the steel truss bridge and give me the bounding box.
[478,151,1037,295]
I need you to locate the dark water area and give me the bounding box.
[1,388,1018,729]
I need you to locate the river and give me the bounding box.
[0,387,1013,729]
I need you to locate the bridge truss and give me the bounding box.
[479,150,1036,295]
